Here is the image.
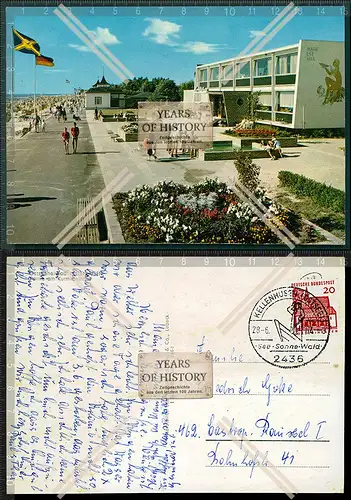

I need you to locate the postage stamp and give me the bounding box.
[248,286,331,369]
[138,351,213,399]
[291,273,338,332]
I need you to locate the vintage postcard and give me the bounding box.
[5,3,347,246]
[7,256,344,493]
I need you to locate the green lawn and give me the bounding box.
[275,190,345,240]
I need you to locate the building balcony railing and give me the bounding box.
[222,79,234,88]
[275,74,296,85]
[209,80,220,88]
[236,78,250,87]
[199,81,207,88]
[275,112,293,124]
[253,76,272,86]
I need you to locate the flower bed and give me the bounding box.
[112,178,303,244]
[225,128,276,137]
[121,122,138,133]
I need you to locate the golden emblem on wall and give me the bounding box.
[317,58,345,105]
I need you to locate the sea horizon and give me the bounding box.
[8,93,75,100]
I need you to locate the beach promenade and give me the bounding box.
[6,108,345,245]
[7,110,105,244]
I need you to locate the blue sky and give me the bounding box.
[7,6,344,95]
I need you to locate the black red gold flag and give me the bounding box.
[36,55,54,67]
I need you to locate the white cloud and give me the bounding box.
[68,27,120,52]
[92,27,120,45]
[68,43,91,52]
[143,18,228,54]
[143,18,182,46]
[175,41,227,54]
[249,30,266,38]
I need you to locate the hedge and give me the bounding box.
[232,124,344,138]
[278,171,345,212]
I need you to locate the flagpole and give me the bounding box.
[33,55,36,116]
[11,41,15,140]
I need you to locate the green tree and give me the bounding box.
[178,80,194,98]
[151,78,181,101]
[233,150,261,193]
[246,91,262,125]
[120,77,148,95]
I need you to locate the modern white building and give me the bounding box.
[190,40,344,129]
[85,76,126,110]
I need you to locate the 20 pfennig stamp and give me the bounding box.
[138,351,213,399]
[249,286,330,369]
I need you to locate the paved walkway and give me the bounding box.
[84,116,345,243]
[213,129,345,195]
[7,111,105,244]
[86,111,223,242]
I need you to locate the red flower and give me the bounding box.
[201,208,219,219]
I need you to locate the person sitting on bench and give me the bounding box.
[271,136,283,158]
[261,140,276,160]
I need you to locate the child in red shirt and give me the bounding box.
[62,127,70,155]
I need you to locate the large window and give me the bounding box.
[276,53,298,74]
[254,58,272,76]
[199,69,208,82]
[258,92,272,110]
[275,91,295,111]
[222,64,233,80]
[94,96,102,105]
[210,66,220,81]
[221,64,233,87]
[198,68,208,88]
[209,66,220,88]
[235,61,250,78]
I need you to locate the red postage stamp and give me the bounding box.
[291,273,338,333]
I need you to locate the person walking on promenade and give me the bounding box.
[71,122,80,154]
[34,114,41,133]
[62,127,70,155]
[94,107,98,120]
[145,137,157,161]
[63,108,67,122]
[41,119,46,133]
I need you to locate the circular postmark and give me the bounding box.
[248,286,330,369]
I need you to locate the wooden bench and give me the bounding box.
[76,197,100,243]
